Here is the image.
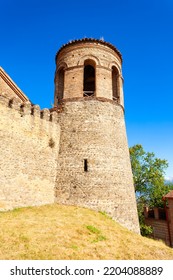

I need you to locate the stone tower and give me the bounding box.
[54,38,140,233]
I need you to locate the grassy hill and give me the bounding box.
[0,204,173,260]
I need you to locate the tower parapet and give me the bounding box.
[54,38,124,107]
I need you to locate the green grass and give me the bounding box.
[86,225,101,234]
[86,225,106,243]
[0,204,173,260]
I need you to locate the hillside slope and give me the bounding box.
[0,204,173,260]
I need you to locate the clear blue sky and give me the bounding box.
[1,0,173,179]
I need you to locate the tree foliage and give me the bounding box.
[129,144,172,236]
[129,144,169,208]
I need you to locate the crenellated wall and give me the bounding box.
[0,93,60,210]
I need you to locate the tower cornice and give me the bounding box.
[55,38,122,63]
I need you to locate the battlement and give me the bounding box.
[0,93,59,124]
[0,92,60,212]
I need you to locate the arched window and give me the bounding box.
[112,66,119,101]
[57,67,65,101]
[83,60,95,97]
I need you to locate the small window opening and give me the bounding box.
[84,159,88,172]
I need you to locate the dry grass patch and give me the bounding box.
[0,204,173,260]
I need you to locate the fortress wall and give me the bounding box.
[55,99,139,233]
[0,94,60,211]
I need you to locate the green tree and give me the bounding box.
[129,144,172,236]
[129,144,169,207]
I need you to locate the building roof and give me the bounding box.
[55,38,122,62]
[163,190,173,200]
[0,67,29,102]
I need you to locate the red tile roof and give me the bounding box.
[163,190,173,200]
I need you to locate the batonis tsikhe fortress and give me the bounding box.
[0,38,140,233]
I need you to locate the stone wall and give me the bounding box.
[55,98,140,233]
[0,94,60,210]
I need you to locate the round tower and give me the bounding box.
[54,38,140,233]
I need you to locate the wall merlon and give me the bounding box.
[0,94,10,106]
[50,111,59,123]
[10,97,22,110]
[41,108,50,121]
[20,101,32,116]
[32,104,41,117]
